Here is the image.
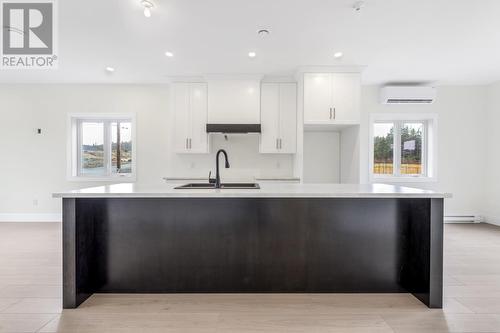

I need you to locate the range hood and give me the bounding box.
[206,77,261,134]
[206,124,261,134]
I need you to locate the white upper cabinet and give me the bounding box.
[304,73,360,124]
[331,73,361,122]
[173,82,208,154]
[304,73,332,122]
[208,79,261,124]
[260,83,297,154]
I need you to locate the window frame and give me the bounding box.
[67,114,137,182]
[369,113,438,183]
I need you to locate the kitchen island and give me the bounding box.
[53,183,449,309]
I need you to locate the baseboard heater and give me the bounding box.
[444,215,482,223]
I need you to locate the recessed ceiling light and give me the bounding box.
[141,0,154,17]
[248,51,257,58]
[105,66,115,73]
[333,52,344,59]
[165,51,174,57]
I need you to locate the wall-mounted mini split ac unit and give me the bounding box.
[380,86,437,104]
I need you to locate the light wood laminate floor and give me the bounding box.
[1,222,500,332]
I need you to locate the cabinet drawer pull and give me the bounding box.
[333,107,336,119]
[329,108,332,119]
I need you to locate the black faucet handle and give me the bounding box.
[208,171,216,184]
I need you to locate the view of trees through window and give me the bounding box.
[373,123,394,174]
[401,122,423,175]
[80,120,132,176]
[373,121,424,176]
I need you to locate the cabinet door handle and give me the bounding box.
[279,139,282,149]
[329,107,333,119]
[189,138,192,149]
[333,107,336,119]
[276,138,279,149]
[186,138,188,149]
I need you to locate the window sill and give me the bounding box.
[67,175,136,182]
[370,176,437,184]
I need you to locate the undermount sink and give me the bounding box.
[175,183,260,189]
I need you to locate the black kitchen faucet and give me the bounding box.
[215,149,230,188]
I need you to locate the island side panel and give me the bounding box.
[429,198,444,308]
[62,198,77,308]
[401,198,443,308]
[63,198,104,309]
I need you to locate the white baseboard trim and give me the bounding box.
[0,213,62,222]
[482,215,500,227]
[444,215,483,223]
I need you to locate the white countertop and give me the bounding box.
[53,183,451,199]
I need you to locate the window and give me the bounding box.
[68,115,136,181]
[370,114,437,182]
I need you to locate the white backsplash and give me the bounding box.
[166,134,295,180]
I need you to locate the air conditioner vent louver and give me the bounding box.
[386,99,434,104]
[381,86,436,105]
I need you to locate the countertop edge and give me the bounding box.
[53,193,452,199]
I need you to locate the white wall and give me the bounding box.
[0,85,170,218]
[0,84,294,220]
[360,86,488,218]
[303,132,340,183]
[302,127,361,184]
[484,83,500,226]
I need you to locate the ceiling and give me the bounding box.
[2,0,500,85]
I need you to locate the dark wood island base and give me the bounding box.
[62,197,443,309]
